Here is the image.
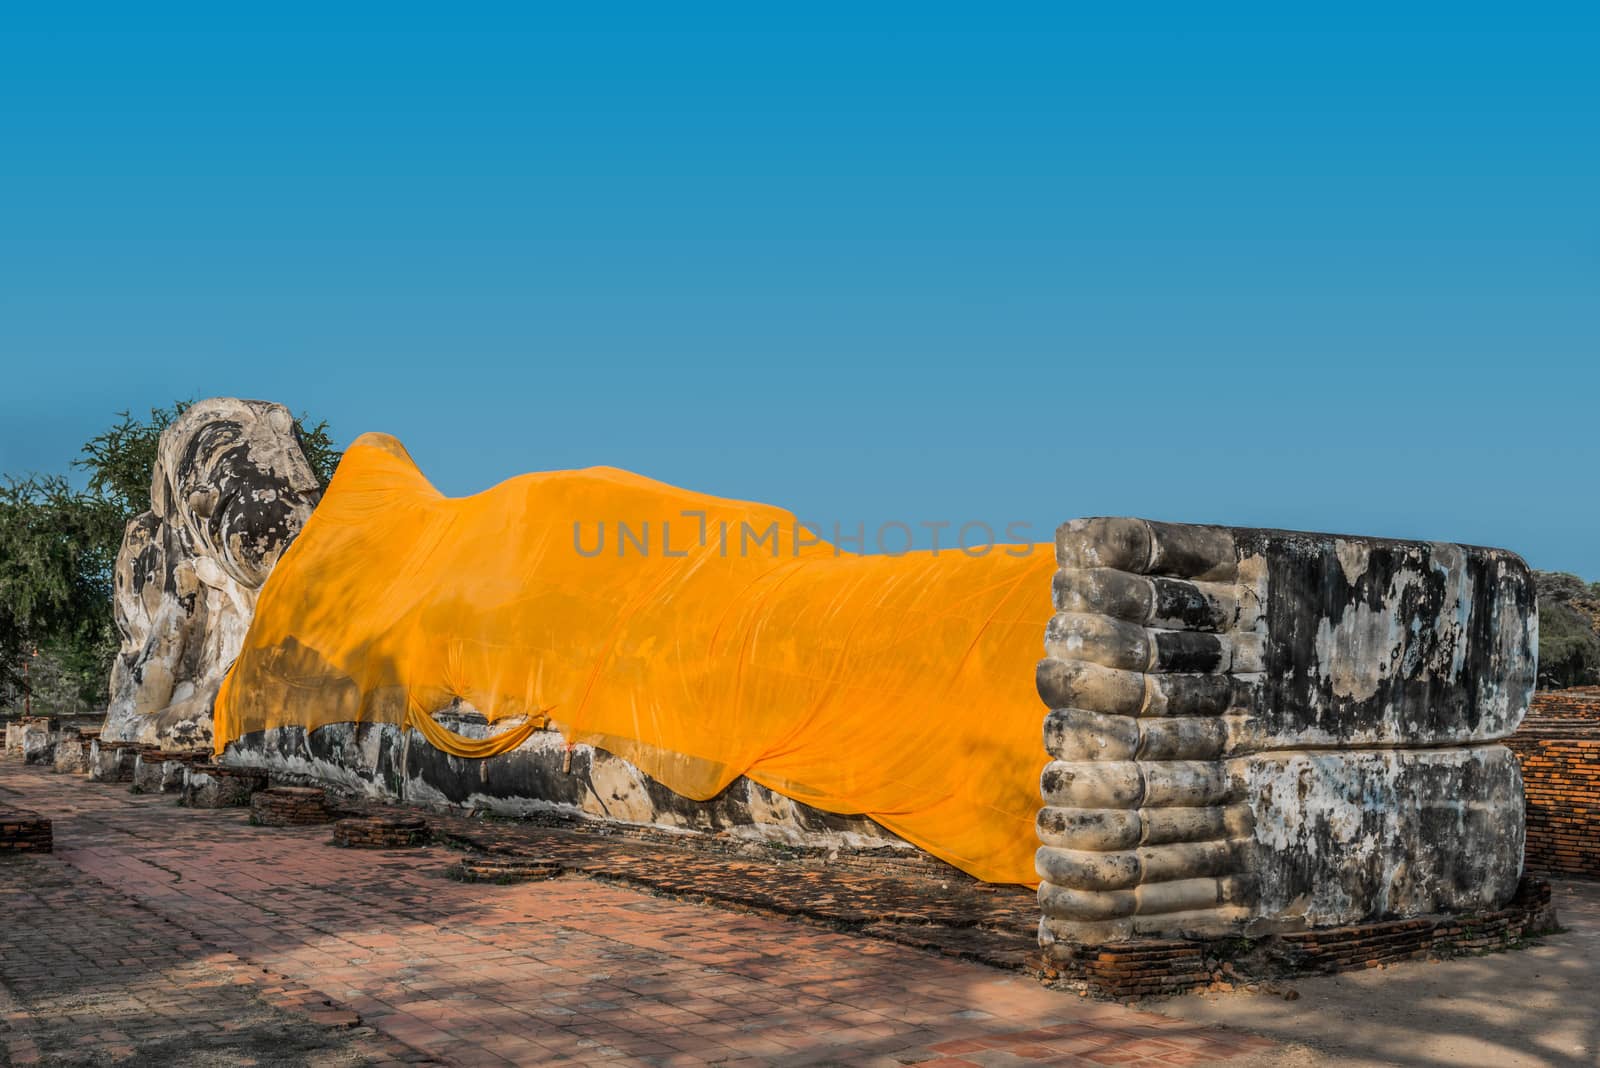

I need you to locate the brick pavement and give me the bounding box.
[0,853,421,1066]
[329,792,1042,970]
[0,758,1278,1065]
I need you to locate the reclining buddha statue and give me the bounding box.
[215,429,1058,884]
[111,399,1538,945]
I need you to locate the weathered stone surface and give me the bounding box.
[181,763,268,808]
[131,750,169,794]
[102,399,321,750]
[87,740,142,783]
[49,740,84,774]
[1232,530,1534,747]
[1039,518,1535,944]
[7,719,60,765]
[1245,746,1524,926]
[51,735,89,774]
[225,712,913,853]
[132,751,206,794]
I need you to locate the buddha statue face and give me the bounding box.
[152,398,324,590]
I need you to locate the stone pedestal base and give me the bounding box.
[54,728,105,773]
[132,751,167,793]
[1031,878,1556,1000]
[88,741,144,783]
[127,750,206,793]
[182,764,268,808]
[7,719,60,766]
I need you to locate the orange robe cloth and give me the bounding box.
[214,433,1054,884]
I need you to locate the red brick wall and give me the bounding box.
[1508,690,1600,879]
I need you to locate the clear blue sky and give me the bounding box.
[3,7,1598,574]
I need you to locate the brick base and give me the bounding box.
[1032,878,1556,999]
[452,857,565,883]
[332,815,429,848]
[0,811,52,854]
[250,787,332,826]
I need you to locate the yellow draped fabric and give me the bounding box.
[214,433,1055,884]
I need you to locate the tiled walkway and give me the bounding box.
[0,759,1278,1065]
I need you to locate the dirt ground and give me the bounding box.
[1145,879,1600,1068]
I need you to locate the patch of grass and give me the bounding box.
[1208,936,1258,959]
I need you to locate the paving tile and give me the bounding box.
[0,755,1278,1066]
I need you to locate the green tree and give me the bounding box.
[1534,570,1600,689]
[0,476,123,705]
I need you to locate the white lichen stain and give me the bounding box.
[1309,549,1495,740]
[1429,544,1471,681]
[1247,747,1520,925]
[1333,540,1370,585]
[1312,605,1394,703]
